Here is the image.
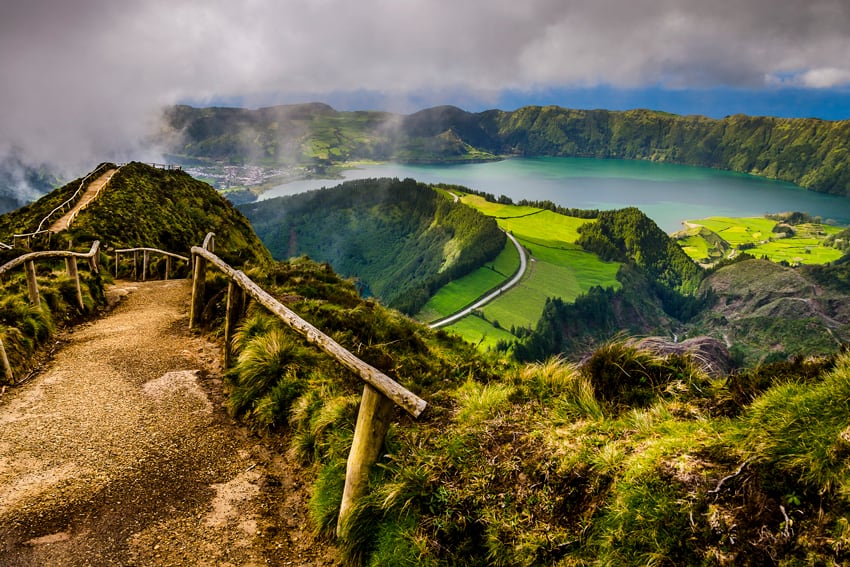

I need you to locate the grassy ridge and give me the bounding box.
[69,162,272,267]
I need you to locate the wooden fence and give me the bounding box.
[12,163,118,248]
[113,247,189,281]
[189,232,427,539]
[0,241,101,383]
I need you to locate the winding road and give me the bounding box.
[429,231,528,328]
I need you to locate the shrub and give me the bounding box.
[581,341,706,409]
[226,326,315,427]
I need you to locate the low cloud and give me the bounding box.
[1,0,849,181]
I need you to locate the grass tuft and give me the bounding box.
[454,379,514,427]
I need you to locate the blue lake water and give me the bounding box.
[259,157,850,233]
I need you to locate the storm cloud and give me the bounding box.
[2,0,849,172]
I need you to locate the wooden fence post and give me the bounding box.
[24,260,40,306]
[65,257,85,310]
[114,252,120,278]
[0,338,13,384]
[337,384,395,539]
[165,256,171,280]
[223,281,245,368]
[142,250,149,281]
[189,252,207,329]
[133,251,139,280]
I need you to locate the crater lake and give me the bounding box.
[260,157,850,232]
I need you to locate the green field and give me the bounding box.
[459,195,541,217]
[750,238,844,264]
[428,196,620,348]
[478,244,621,331]
[441,314,517,351]
[677,233,712,260]
[677,217,845,266]
[417,240,520,321]
[690,216,778,246]
[498,211,591,246]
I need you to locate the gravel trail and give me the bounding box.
[0,279,338,566]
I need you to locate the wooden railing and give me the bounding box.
[113,247,189,281]
[0,241,101,383]
[36,163,112,233]
[12,163,118,248]
[189,233,426,539]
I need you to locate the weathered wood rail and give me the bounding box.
[0,241,101,383]
[113,247,189,281]
[12,163,117,248]
[189,232,426,539]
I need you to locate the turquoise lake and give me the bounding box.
[260,157,850,233]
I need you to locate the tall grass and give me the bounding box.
[218,255,850,566]
[738,353,850,494]
[0,265,105,383]
[516,356,604,421]
[226,327,313,423]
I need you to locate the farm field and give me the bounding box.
[416,240,520,322]
[441,313,517,351]
[478,244,621,332]
[677,216,845,265]
[432,195,621,347]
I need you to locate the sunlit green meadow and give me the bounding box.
[678,216,845,265]
[424,195,621,347]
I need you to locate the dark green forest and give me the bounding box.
[240,178,505,314]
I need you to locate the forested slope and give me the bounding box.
[240,178,506,313]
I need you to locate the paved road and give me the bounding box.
[430,231,528,329]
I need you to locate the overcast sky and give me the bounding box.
[2,0,850,172]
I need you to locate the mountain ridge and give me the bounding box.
[163,102,850,196]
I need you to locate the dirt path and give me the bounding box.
[0,280,338,566]
[48,168,116,233]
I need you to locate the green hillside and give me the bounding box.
[0,162,270,380]
[3,163,850,565]
[71,163,272,266]
[693,258,850,366]
[0,162,271,267]
[240,178,506,314]
[420,194,622,348]
[164,103,850,196]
